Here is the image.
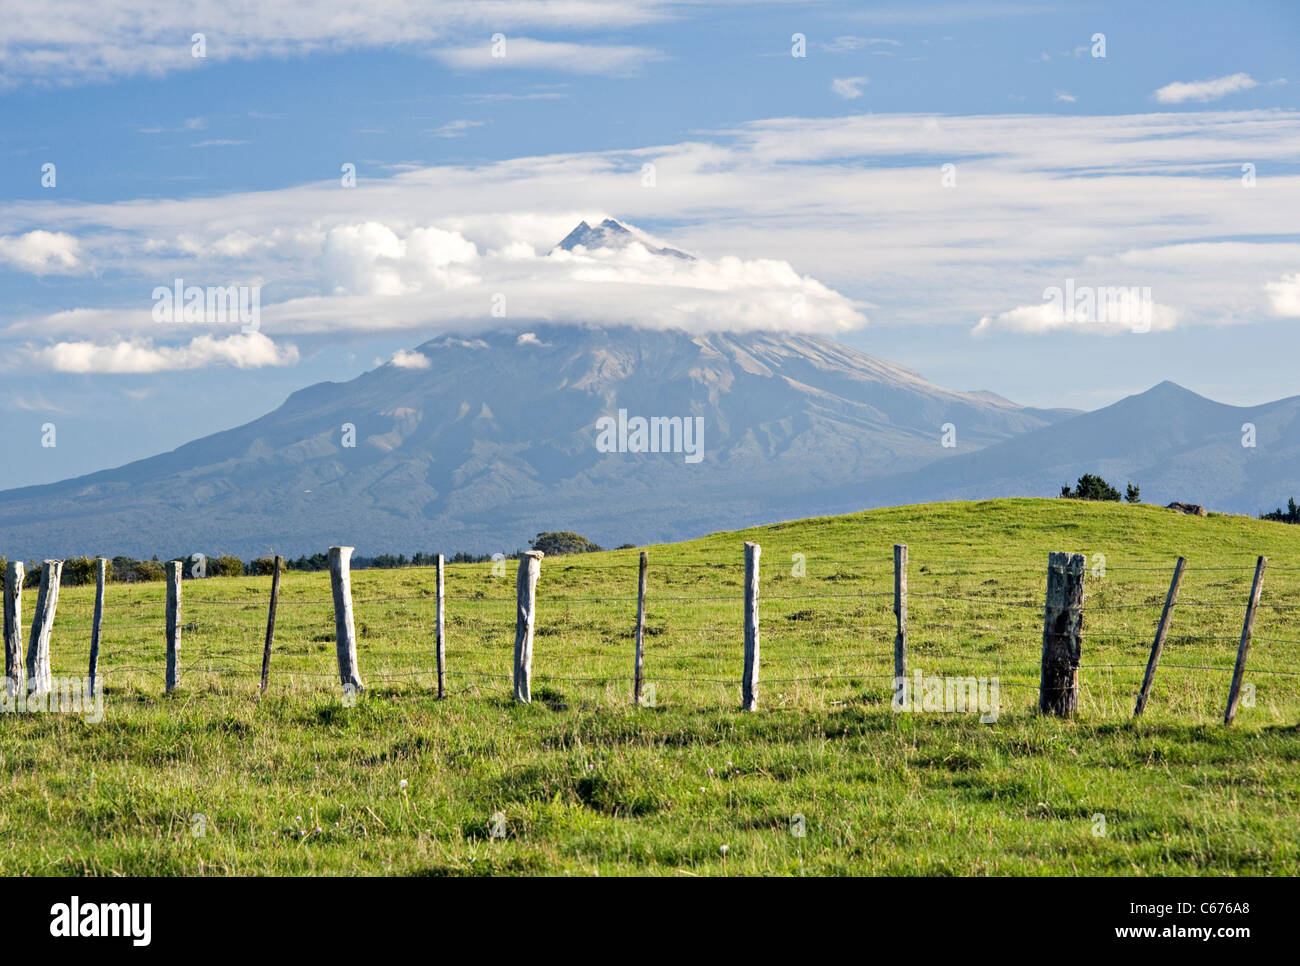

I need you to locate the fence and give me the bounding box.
[3,544,1299,724]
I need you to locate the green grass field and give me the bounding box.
[2,498,1299,875]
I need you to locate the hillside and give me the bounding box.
[854,381,1300,514]
[6,497,1299,876]
[0,326,1071,560]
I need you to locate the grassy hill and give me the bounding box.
[2,498,1299,875]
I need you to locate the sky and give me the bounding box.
[1,0,1298,488]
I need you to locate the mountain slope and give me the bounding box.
[0,326,1072,559]
[852,381,1300,514]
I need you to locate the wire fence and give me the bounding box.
[10,548,1299,723]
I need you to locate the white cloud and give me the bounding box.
[433,37,662,76]
[1155,73,1258,104]
[5,110,1300,353]
[0,1,669,88]
[1054,91,1076,103]
[516,332,549,346]
[822,37,900,52]
[973,292,1178,336]
[389,349,432,368]
[318,222,479,296]
[265,228,866,336]
[0,230,83,274]
[831,76,869,99]
[1266,273,1300,317]
[426,119,486,138]
[29,333,298,373]
[320,222,409,296]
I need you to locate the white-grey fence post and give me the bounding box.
[742,541,761,712]
[27,559,62,697]
[330,546,363,693]
[1133,556,1186,717]
[88,557,107,696]
[513,551,543,703]
[633,551,647,707]
[165,559,181,693]
[435,553,446,699]
[4,561,24,697]
[1225,555,1266,725]
[893,544,908,681]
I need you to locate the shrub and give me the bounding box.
[1061,474,1121,502]
[529,531,603,556]
[132,558,167,582]
[209,555,247,578]
[1261,498,1300,524]
[60,557,107,586]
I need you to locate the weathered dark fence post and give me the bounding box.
[513,551,543,703]
[88,557,106,696]
[1225,555,1266,725]
[27,559,62,697]
[1133,556,1185,717]
[329,546,363,694]
[260,554,282,693]
[3,561,23,697]
[742,541,761,712]
[1039,551,1085,717]
[633,551,647,707]
[164,559,181,693]
[893,544,908,681]
[435,553,446,699]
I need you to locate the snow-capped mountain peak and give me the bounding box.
[553,217,694,260]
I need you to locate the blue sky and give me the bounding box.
[1,0,1298,487]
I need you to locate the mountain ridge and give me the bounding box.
[850,380,1300,514]
[0,324,1076,558]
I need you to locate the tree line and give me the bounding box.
[1260,498,1300,524]
[1060,474,1140,503]
[0,532,629,587]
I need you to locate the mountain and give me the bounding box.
[0,325,1073,560]
[554,218,693,260]
[851,381,1300,515]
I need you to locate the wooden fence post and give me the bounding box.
[88,557,106,696]
[1039,551,1085,717]
[164,559,181,693]
[633,551,647,707]
[893,544,908,682]
[329,546,363,693]
[26,559,62,697]
[1225,555,1266,725]
[435,554,446,699]
[513,551,543,703]
[260,554,282,693]
[1133,556,1185,717]
[3,561,23,697]
[742,541,761,712]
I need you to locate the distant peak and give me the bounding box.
[1142,380,1200,399]
[553,217,694,260]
